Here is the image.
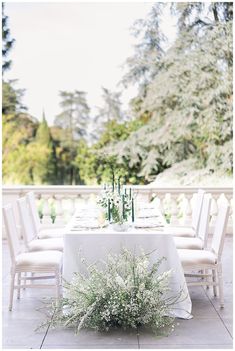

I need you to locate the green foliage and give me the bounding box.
[2,2,233,185]
[75,116,149,185]
[2,3,15,73]
[3,112,57,185]
[54,90,90,184]
[54,90,90,139]
[121,3,165,89]
[2,80,26,114]
[33,115,57,184]
[3,113,37,184]
[96,88,123,123]
[105,3,233,182]
[40,249,176,334]
[98,186,133,224]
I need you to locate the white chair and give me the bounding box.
[3,204,63,311]
[17,197,63,252]
[178,203,230,308]
[174,194,211,249]
[26,192,65,239]
[165,189,205,237]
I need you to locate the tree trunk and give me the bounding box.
[212,4,219,22]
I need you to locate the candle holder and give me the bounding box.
[98,177,135,229]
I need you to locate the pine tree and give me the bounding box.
[33,110,56,184]
[2,3,15,74]
[93,87,124,139]
[120,3,166,90]
[104,2,233,182]
[54,90,90,184]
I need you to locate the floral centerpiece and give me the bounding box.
[97,176,135,231]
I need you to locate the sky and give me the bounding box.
[5,2,177,125]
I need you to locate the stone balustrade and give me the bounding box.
[2,185,233,237]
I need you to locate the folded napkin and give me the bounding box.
[72,219,101,229]
[137,213,160,219]
[134,218,164,228]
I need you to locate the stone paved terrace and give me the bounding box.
[2,237,233,349]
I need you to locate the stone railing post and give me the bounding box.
[170,194,179,225]
[41,195,52,225]
[183,194,193,226]
[2,185,233,236]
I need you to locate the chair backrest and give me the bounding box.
[211,203,230,260]
[17,196,37,248]
[26,191,41,234]
[197,194,211,247]
[192,189,205,232]
[2,205,22,263]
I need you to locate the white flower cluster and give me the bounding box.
[98,188,132,224]
[48,248,178,335]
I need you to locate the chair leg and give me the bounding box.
[9,271,16,311]
[205,269,209,289]
[17,272,21,299]
[23,272,27,290]
[212,269,217,297]
[217,264,224,308]
[55,270,61,304]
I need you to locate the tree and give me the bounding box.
[2,3,15,74]
[54,90,90,184]
[97,87,123,122]
[32,111,57,184]
[2,5,27,115]
[55,90,90,139]
[93,87,124,139]
[75,115,149,185]
[171,2,233,30]
[120,2,166,90]
[104,2,233,182]
[2,113,39,184]
[2,80,26,114]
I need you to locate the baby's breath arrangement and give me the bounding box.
[41,248,178,335]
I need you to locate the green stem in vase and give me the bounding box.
[129,187,132,199]
[122,194,125,220]
[108,199,111,221]
[131,198,134,223]
[118,177,121,194]
[111,170,115,192]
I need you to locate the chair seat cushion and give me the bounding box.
[28,238,63,252]
[174,237,203,250]
[38,227,65,239]
[164,226,195,237]
[178,249,217,267]
[16,250,63,269]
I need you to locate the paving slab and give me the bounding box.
[138,318,233,346]
[189,287,219,319]
[2,318,45,349]
[139,344,233,349]
[43,327,139,348]
[2,238,233,349]
[43,344,139,349]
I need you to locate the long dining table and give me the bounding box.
[62,208,192,320]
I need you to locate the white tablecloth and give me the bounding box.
[63,227,192,319]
